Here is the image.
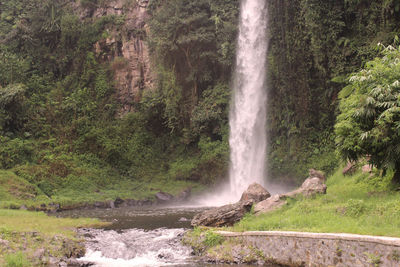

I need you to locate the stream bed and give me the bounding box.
[57,206,266,267]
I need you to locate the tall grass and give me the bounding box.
[234,169,400,237]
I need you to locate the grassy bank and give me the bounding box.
[234,168,400,237]
[0,169,204,210]
[0,209,105,266]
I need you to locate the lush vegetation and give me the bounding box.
[336,45,400,182]
[234,168,400,237]
[1,0,400,208]
[267,0,400,179]
[0,0,237,206]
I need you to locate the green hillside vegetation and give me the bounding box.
[234,168,400,237]
[0,0,400,226]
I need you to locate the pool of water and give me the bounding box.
[56,206,277,267]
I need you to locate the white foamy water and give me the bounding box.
[228,0,269,202]
[78,228,193,267]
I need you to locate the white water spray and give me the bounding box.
[228,0,269,199]
[194,0,270,206]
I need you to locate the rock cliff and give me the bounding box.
[73,0,154,115]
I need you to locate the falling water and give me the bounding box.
[229,0,269,199]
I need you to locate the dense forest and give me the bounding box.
[1,0,400,204]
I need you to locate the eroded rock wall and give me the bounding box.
[74,0,154,115]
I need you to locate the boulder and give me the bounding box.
[114,197,124,207]
[155,192,174,204]
[239,183,271,203]
[254,194,287,215]
[309,168,326,182]
[176,187,192,202]
[283,177,327,198]
[191,200,253,227]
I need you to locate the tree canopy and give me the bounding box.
[335,44,400,182]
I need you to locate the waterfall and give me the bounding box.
[229,0,269,198]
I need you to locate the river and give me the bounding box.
[57,206,268,267]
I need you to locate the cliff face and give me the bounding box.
[74,0,154,115]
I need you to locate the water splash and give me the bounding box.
[228,0,269,200]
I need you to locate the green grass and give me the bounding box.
[4,252,31,267]
[233,168,400,237]
[0,209,106,266]
[0,209,104,237]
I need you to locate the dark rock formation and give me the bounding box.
[191,200,253,227]
[239,183,270,203]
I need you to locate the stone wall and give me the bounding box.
[216,231,400,267]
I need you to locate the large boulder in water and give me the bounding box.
[240,183,270,203]
[283,177,327,198]
[191,200,253,227]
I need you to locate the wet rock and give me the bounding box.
[176,187,192,202]
[191,200,253,227]
[93,201,108,209]
[125,199,138,206]
[48,203,60,213]
[114,197,124,207]
[309,168,326,182]
[179,217,190,222]
[240,183,270,203]
[254,194,287,215]
[155,192,174,204]
[283,177,327,198]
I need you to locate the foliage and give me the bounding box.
[267,0,400,180]
[4,252,31,267]
[204,230,224,247]
[234,168,400,237]
[335,45,400,182]
[148,0,238,137]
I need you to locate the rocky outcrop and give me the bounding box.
[192,183,269,227]
[155,191,174,204]
[239,183,270,203]
[309,168,326,182]
[73,0,155,115]
[191,200,253,227]
[283,177,327,198]
[254,194,287,215]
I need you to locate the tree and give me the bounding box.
[335,44,400,182]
